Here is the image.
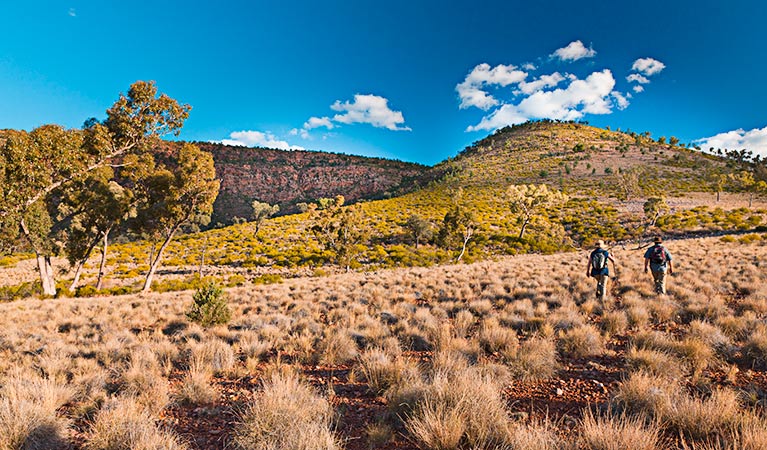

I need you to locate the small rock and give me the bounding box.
[556,388,564,396]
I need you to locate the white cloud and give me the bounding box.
[218,130,305,151]
[626,73,650,84]
[331,94,411,131]
[611,91,630,110]
[522,63,537,71]
[551,40,596,62]
[468,69,621,131]
[695,125,767,157]
[517,72,565,95]
[303,116,335,130]
[466,104,529,132]
[456,63,528,110]
[68,8,76,17]
[633,85,645,93]
[631,57,666,76]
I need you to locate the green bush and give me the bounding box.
[187,282,231,327]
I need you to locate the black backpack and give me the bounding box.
[591,250,608,271]
[649,245,667,264]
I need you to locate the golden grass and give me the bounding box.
[0,235,764,448]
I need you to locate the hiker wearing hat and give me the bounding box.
[644,236,673,294]
[587,240,616,301]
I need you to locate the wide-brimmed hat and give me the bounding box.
[653,236,663,243]
[595,240,605,248]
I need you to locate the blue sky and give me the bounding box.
[1,0,765,164]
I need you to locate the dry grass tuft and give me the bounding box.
[234,372,340,450]
[0,373,73,450]
[557,325,604,358]
[509,337,558,380]
[85,397,187,450]
[579,410,663,450]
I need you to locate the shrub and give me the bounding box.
[186,282,231,327]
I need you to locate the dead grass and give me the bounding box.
[0,235,766,449]
[234,372,341,450]
[85,397,187,450]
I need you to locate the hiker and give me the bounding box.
[644,236,673,294]
[587,240,616,301]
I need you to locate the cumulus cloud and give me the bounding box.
[456,63,528,110]
[468,70,621,131]
[458,41,665,132]
[611,91,630,110]
[626,73,650,84]
[303,116,335,130]
[331,94,411,131]
[218,130,305,151]
[517,72,566,95]
[695,125,767,157]
[551,40,596,62]
[68,8,76,17]
[631,57,666,76]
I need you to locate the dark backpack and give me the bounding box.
[649,245,667,264]
[591,250,608,272]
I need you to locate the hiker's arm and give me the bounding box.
[609,256,617,275]
[668,260,673,275]
[644,258,649,273]
[586,260,591,278]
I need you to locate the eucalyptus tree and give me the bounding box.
[0,81,190,296]
[133,144,219,292]
[506,184,568,241]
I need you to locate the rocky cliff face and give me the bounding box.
[195,143,430,224]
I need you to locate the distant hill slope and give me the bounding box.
[437,121,724,195]
[191,143,434,224]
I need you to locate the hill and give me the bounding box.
[162,142,434,225]
[2,121,765,297]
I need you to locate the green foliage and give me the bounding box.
[309,196,371,270]
[186,282,231,327]
[251,200,280,235]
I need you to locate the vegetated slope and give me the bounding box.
[194,142,433,225]
[441,120,723,194]
[3,235,767,450]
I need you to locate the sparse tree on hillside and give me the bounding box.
[309,196,371,272]
[0,81,190,296]
[134,144,219,293]
[251,200,279,238]
[405,214,433,248]
[643,197,670,228]
[613,167,644,201]
[506,184,567,240]
[669,136,679,147]
[728,171,767,208]
[437,205,477,261]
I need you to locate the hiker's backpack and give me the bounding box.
[649,245,667,264]
[591,250,608,272]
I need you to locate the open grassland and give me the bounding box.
[2,234,767,449]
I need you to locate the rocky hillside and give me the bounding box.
[192,143,432,225]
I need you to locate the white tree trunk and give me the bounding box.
[37,255,56,296]
[142,226,179,293]
[96,229,110,290]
